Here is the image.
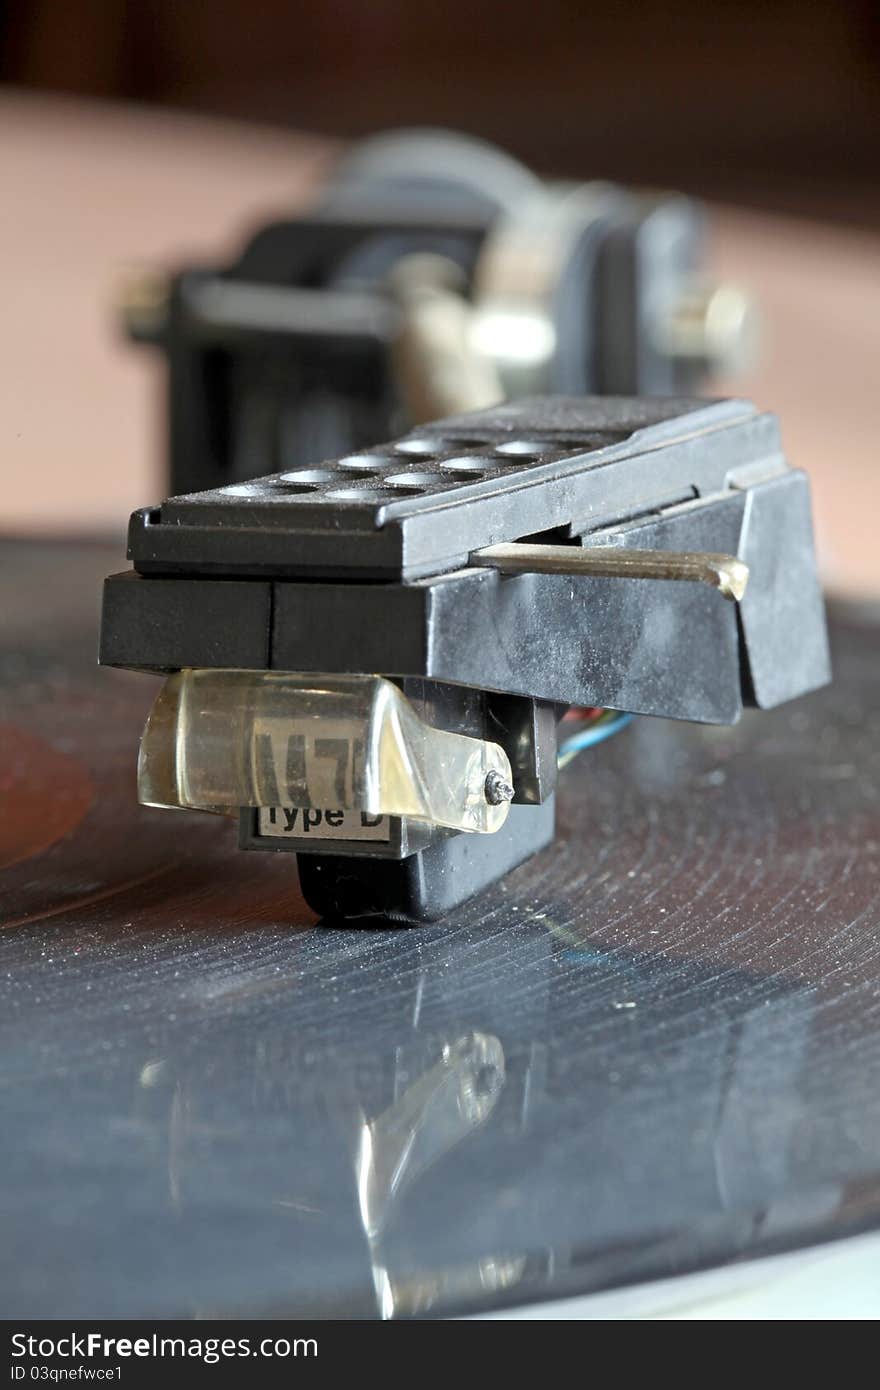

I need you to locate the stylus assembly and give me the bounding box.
[100,394,830,921]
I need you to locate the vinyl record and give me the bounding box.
[1,540,879,1318]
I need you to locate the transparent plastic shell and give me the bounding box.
[138,670,513,835]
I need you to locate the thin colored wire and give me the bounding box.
[557,710,634,768]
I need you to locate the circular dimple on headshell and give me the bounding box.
[384,471,450,488]
[394,436,448,456]
[395,435,495,456]
[493,438,561,457]
[277,469,341,485]
[336,454,392,471]
[435,455,493,473]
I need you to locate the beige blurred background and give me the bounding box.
[1,75,878,596]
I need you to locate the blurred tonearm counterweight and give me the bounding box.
[121,129,758,495]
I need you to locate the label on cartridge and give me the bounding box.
[257,807,391,841]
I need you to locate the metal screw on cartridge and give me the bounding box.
[484,771,515,806]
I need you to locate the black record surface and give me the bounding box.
[1,539,879,1318]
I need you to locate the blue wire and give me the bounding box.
[557,711,634,764]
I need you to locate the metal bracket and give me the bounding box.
[471,542,749,602]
